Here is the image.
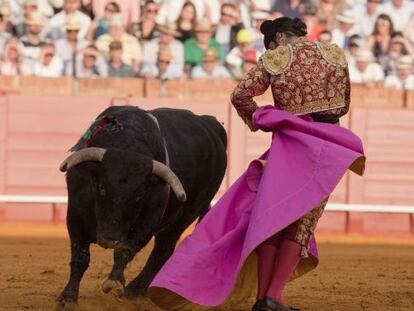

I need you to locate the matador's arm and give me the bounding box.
[230,62,271,131]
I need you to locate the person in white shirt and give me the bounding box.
[140,47,183,79]
[226,28,257,78]
[141,22,184,73]
[20,11,45,63]
[33,42,64,76]
[349,49,385,86]
[43,0,91,40]
[63,45,108,77]
[214,3,244,55]
[191,48,230,79]
[331,9,357,49]
[378,0,414,32]
[384,55,414,89]
[250,10,268,54]
[352,0,382,38]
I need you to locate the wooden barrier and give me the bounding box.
[77,77,145,97]
[19,76,73,96]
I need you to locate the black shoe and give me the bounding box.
[252,299,263,311]
[259,296,290,311]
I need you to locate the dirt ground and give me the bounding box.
[0,224,413,311]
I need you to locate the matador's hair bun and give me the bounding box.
[260,17,307,48]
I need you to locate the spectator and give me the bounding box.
[349,49,384,86]
[140,48,184,79]
[184,18,224,70]
[107,40,135,77]
[20,11,46,63]
[365,14,394,62]
[377,0,414,32]
[44,0,91,40]
[318,30,332,43]
[90,1,121,40]
[33,42,64,76]
[0,37,27,75]
[241,48,258,75]
[403,17,414,46]
[226,29,255,78]
[0,4,12,53]
[142,22,184,73]
[331,9,357,49]
[345,34,363,66]
[95,13,141,70]
[131,0,159,42]
[271,0,310,20]
[302,3,324,42]
[381,33,414,76]
[191,48,230,79]
[384,55,414,89]
[175,1,197,43]
[352,0,382,38]
[214,3,244,54]
[250,10,269,54]
[64,45,108,77]
[13,0,39,38]
[91,0,140,30]
[315,0,346,31]
[55,14,89,64]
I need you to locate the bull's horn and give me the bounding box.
[152,160,187,202]
[59,147,107,172]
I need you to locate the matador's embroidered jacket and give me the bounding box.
[231,37,350,131]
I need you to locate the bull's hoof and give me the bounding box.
[55,299,77,311]
[102,279,124,297]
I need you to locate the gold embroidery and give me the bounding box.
[316,41,348,68]
[260,45,292,75]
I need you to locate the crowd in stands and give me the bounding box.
[0,0,413,90]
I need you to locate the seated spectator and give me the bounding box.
[377,0,414,32]
[13,0,39,38]
[352,0,382,38]
[0,37,27,75]
[366,14,394,62]
[271,0,310,20]
[241,49,258,75]
[142,22,183,73]
[95,13,141,70]
[403,16,414,46]
[91,0,140,31]
[318,30,333,43]
[250,10,269,54]
[226,29,256,78]
[184,18,224,70]
[0,4,12,53]
[214,3,244,55]
[64,45,108,77]
[302,3,324,42]
[55,14,89,64]
[315,0,346,31]
[33,42,64,77]
[345,34,363,66]
[20,11,46,63]
[381,33,414,76]
[131,0,159,42]
[384,55,414,89]
[140,48,183,80]
[91,1,121,40]
[191,48,230,79]
[44,0,91,40]
[331,9,357,49]
[107,40,135,77]
[175,1,197,43]
[349,49,384,86]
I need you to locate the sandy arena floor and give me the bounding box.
[0,224,413,311]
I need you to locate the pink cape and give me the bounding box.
[147,106,365,310]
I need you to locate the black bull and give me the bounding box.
[56,106,227,310]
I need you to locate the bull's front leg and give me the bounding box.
[56,241,90,311]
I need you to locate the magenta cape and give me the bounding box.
[147,106,365,310]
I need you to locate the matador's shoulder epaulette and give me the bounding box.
[260,45,293,75]
[315,41,348,68]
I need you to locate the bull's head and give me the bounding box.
[59,147,186,249]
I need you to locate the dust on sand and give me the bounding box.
[0,223,413,311]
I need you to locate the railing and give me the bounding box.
[1,195,413,233]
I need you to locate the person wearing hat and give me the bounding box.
[107,40,135,77]
[348,49,384,85]
[20,11,46,62]
[184,18,224,69]
[64,44,108,77]
[226,28,257,78]
[251,10,270,53]
[214,3,244,54]
[13,0,39,38]
[95,13,141,70]
[381,32,414,75]
[141,22,184,73]
[140,47,184,79]
[54,14,89,64]
[191,47,230,79]
[331,9,357,49]
[384,55,414,89]
[43,0,91,40]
